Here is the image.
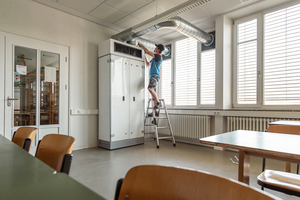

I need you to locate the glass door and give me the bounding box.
[40,51,60,125]
[4,33,69,141]
[14,46,37,126]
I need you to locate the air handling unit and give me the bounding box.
[98,39,145,150]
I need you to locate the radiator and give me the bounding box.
[227,116,300,132]
[159,114,211,139]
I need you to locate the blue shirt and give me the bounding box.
[149,54,162,79]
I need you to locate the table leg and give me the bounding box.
[238,150,250,184]
[285,162,291,172]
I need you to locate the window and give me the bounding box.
[234,3,300,108]
[161,59,172,105]
[175,38,197,106]
[200,49,215,105]
[264,4,300,105]
[236,18,258,105]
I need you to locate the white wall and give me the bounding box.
[0,0,117,149]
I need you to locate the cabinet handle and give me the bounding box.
[123,96,125,101]
[133,97,135,101]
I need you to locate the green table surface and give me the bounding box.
[0,135,106,200]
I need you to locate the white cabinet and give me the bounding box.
[98,53,144,150]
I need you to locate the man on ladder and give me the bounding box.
[139,43,176,148]
[138,43,164,116]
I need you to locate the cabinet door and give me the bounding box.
[111,55,130,141]
[129,59,144,138]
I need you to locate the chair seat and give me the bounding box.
[258,170,300,193]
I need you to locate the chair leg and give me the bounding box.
[61,154,73,175]
[114,178,124,200]
[262,158,266,172]
[23,138,32,152]
[261,158,266,190]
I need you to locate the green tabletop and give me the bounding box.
[0,135,106,200]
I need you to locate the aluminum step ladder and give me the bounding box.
[144,98,176,148]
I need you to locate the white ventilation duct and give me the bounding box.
[111,0,213,55]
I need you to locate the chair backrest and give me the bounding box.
[35,134,76,173]
[117,165,281,200]
[267,125,300,135]
[12,127,37,152]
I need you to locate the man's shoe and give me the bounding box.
[148,112,159,117]
[155,102,162,109]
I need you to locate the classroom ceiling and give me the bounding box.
[33,0,295,43]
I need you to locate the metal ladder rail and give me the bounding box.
[145,98,176,148]
[144,99,157,136]
[144,99,152,126]
[161,99,176,145]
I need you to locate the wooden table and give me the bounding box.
[269,120,300,126]
[0,135,106,200]
[199,130,300,184]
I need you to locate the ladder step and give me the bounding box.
[157,126,169,129]
[154,117,168,119]
[158,136,173,140]
[145,124,156,127]
[144,132,155,134]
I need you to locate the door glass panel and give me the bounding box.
[14,46,37,126]
[40,51,59,125]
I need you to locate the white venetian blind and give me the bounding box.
[161,59,172,105]
[201,49,215,104]
[264,4,300,105]
[175,38,197,106]
[237,19,257,104]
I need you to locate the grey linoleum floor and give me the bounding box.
[70,139,299,200]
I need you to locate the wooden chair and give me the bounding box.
[114,165,281,200]
[262,125,300,173]
[35,134,76,175]
[12,127,37,152]
[257,170,300,197]
[257,125,300,196]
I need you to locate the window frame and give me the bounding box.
[199,47,216,107]
[159,35,217,109]
[233,1,300,110]
[233,13,263,108]
[262,2,300,110]
[173,36,199,108]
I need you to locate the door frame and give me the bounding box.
[2,31,69,143]
[0,33,5,136]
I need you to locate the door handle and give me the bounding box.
[7,96,19,107]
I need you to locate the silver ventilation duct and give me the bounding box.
[134,17,213,46]
[130,38,171,56]
[111,0,213,56]
[130,0,211,33]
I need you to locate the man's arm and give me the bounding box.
[144,56,150,67]
[138,44,154,58]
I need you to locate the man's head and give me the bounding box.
[154,44,165,54]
